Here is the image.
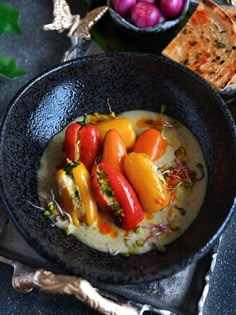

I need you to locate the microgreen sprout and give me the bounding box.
[28,200,45,212]
[108,247,120,256]
[28,190,73,227]
[129,223,172,248]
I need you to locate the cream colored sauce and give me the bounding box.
[37,110,207,255]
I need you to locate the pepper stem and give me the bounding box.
[78,114,89,126]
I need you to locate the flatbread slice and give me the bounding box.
[162,0,236,91]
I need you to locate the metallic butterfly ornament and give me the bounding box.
[43,0,108,40]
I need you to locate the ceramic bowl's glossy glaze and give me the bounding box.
[108,0,190,35]
[0,53,235,284]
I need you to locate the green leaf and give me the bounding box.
[0,57,26,78]
[0,3,22,35]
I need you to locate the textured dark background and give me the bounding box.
[0,0,98,314]
[0,1,236,314]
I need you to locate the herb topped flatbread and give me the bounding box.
[162,0,236,91]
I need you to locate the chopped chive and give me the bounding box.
[145,119,154,125]
[190,40,198,46]
[74,190,79,197]
[184,59,189,65]
[215,40,225,48]
[177,207,186,216]
[63,161,79,175]
[195,53,201,59]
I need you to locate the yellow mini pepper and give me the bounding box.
[96,118,136,151]
[124,152,170,213]
[56,162,98,226]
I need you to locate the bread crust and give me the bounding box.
[162,0,236,90]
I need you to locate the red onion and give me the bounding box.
[159,0,184,18]
[113,0,136,17]
[131,2,161,28]
[137,0,155,4]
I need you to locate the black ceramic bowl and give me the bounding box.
[108,0,190,35]
[0,53,235,285]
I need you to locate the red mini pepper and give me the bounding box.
[91,162,144,230]
[63,116,100,171]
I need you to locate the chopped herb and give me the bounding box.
[175,146,186,158]
[74,190,79,197]
[145,119,154,125]
[63,161,79,175]
[215,40,225,48]
[113,202,120,212]
[177,207,186,216]
[190,40,198,46]
[232,46,236,50]
[169,223,180,232]
[183,28,187,34]
[219,30,226,33]
[216,56,221,60]
[211,59,215,63]
[220,60,225,64]
[184,59,189,65]
[209,71,216,75]
[106,189,113,197]
[225,49,230,53]
[195,53,201,59]
[99,183,106,194]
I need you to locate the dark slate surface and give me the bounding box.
[0,0,99,314]
[0,1,236,315]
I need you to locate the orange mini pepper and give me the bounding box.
[124,152,170,213]
[101,128,127,173]
[133,128,168,161]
